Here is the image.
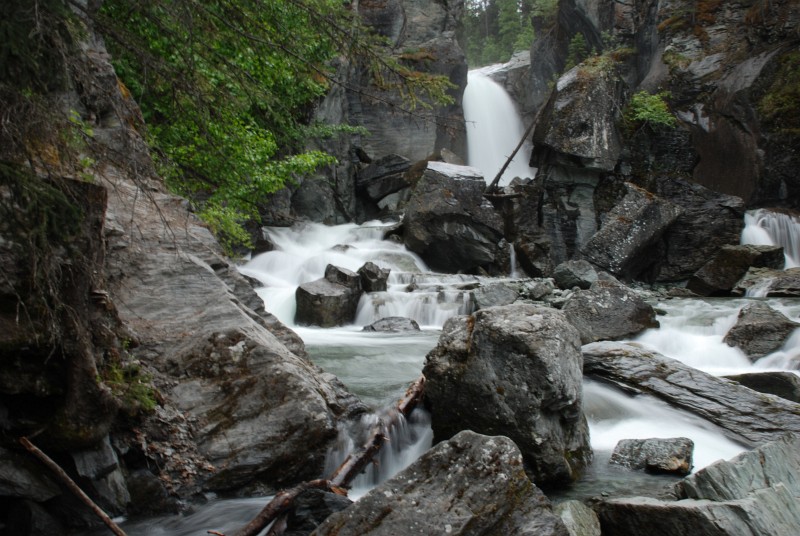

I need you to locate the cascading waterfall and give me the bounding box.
[741,208,800,268]
[463,69,534,186]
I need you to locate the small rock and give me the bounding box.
[362,317,421,333]
[610,437,694,475]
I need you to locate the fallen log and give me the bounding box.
[227,374,427,536]
[19,436,128,536]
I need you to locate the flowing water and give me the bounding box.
[741,208,800,268]
[463,69,534,186]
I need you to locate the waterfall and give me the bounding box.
[741,208,800,268]
[463,69,534,187]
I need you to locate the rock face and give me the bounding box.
[723,302,799,360]
[562,280,659,344]
[313,430,570,536]
[583,342,800,447]
[403,162,508,274]
[732,267,800,298]
[295,265,364,327]
[598,434,800,536]
[580,183,682,280]
[554,500,601,536]
[423,304,592,488]
[357,262,390,293]
[687,245,785,296]
[609,437,694,476]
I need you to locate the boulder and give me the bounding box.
[0,447,60,502]
[70,436,130,514]
[598,434,800,536]
[732,267,800,297]
[724,372,800,404]
[403,162,507,274]
[355,154,411,202]
[423,304,592,488]
[357,262,390,293]
[554,500,601,536]
[362,317,420,333]
[723,302,799,360]
[125,469,179,517]
[295,265,363,327]
[284,488,353,536]
[313,430,570,536]
[553,259,598,290]
[687,245,785,296]
[470,282,520,310]
[609,437,694,476]
[562,280,659,344]
[580,184,682,280]
[583,342,800,447]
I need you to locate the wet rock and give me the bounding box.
[562,280,659,344]
[554,500,601,536]
[583,341,800,447]
[598,434,800,536]
[357,262,390,293]
[70,436,130,514]
[295,265,363,327]
[687,245,785,296]
[723,302,799,360]
[610,437,694,476]
[284,488,353,536]
[580,184,682,280]
[470,282,520,310]
[724,372,800,404]
[355,154,411,202]
[732,267,800,298]
[362,317,420,333]
[423,304,592,488]
[403,162,507,275]
[125,469,179,516]
[553,260,598,290]
[4,499,64,536]
[0,447,60,502]
[313,430,570,536]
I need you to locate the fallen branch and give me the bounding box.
[229,374,427,536]
[19,436,128,536]
[485,104,546,195]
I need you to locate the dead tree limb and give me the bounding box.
[485,106,544,195]
[228,374,427,536]
[19,436,128,536]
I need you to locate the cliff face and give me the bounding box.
[510,0,800,281]
[0,5,366,533]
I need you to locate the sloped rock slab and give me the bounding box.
[313,431,569,536]
[583,341,800,447]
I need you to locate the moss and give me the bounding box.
[758,52,800,133]
[100,354,158,416]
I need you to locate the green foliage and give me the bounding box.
[101,358,157,416]
[565,33,590,70]
[624,91,678,129]
[758,52,800,134]
[463,0,538,67]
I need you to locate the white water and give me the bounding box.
[463,69,534,186]
[741,208,800,268]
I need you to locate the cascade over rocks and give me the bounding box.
[723,302,799,361]
[609,437,694,476]
[403,162,508,274]
[597,434,800,536]
[732,267,800,297]
[687,245,785,296]
[583,341,800,447]
[313,430,570,536]
[423,304,592,488]
[295,265,364,327]
[562,279,659,344]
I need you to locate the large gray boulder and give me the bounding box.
[723,302,799,361]
[610,437,694,476]
[583,342,800,447]
[355,154,411,202]
[403,162,508,274]
[313,430,570,536]
[580,183,682,280]
[357,262,390,293]
[295,265,363,327]
[423,304,592,488]
[732,267,800,297]
[724,372,800,404]
[470,282,520,310]
[598,434,800,536]
[687,245,785,296]
[562,279,659,344]
[553,259,599,290]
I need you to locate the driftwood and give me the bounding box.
[228,374,426,536]
[19,436,128,536]
[485,103,546,195]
